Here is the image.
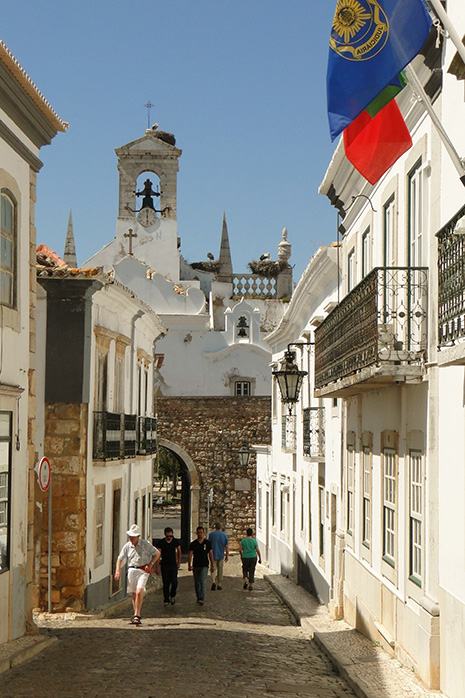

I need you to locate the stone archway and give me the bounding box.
[157,438,200,550]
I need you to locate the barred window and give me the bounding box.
[235,381,251,396]
[0,413,12,573]
[303,407,325,458]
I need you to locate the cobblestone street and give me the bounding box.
[2,555,355,698]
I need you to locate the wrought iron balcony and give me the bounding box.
[124,414,137,456]
[93,411,157,460]
[137,416,157,455]
[314,267,428,394]
[437,204,465,347]
[303,407,325,458]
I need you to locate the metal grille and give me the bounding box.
[303,407,325,458]
[281,414,296,451]
[437,204,465,345]
[315,267,428,389]
[94,412,156,459]
[137,416,157,455]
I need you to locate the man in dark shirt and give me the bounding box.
[188,526,214,605]
[155,527,182,606]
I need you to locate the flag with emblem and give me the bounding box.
[327,0,432,141]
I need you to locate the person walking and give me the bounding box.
[188,526,214,605]
[208,522,229,590]
[155,527,182,606]
[114,524,160,625]
[240,527,261,591]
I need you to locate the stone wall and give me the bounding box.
[40,403,88,611]
[156,396,271,548]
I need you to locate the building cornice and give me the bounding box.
[0,40,68,135]
[0,119,43,171]
[265,246,339,347]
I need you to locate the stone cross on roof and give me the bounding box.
[124,228,138,256]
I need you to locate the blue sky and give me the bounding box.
[2,1,338,282]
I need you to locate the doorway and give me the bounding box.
[153,444,193,552]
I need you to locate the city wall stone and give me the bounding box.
[38,402,88,611]
[156,396,271,547]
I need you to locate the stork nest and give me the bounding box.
[247,259,288,277]
[190,260,222,273]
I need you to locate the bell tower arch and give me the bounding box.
[115,127,181,221]
[112,126,183,281]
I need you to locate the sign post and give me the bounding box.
[36,457,52,611]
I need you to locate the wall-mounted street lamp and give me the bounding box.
[272,342,313,411]
[237,441,253,467]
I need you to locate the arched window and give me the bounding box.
[1,192,16,308]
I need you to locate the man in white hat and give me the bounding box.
[114,524,160,625]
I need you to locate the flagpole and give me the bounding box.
[404,64,465,187]
[427,0,465,67]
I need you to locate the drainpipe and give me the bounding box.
[127,310,144,530]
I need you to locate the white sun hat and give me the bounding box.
[126,524,141,537]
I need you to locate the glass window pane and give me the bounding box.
[1,195,13,233]
[0,413,11,440]
[1,238,12,268]
[1,272,12,306]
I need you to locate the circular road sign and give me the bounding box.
[37,457,51,492]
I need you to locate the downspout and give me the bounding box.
[127,310,144,530]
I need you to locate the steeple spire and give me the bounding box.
[63,210,77,267]
[217,212,233,282]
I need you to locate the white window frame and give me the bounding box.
[408,158,424,268]
[347,444,355,536]
[383,448,396,566]
[409,449,423,586]
[362,227,371,278]
[348,247,356,292]
[95,484,105,566]
[384,195,396,267]
[362,446,371,548]
[1,192,16,309]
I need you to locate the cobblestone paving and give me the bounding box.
[3,556,356,698]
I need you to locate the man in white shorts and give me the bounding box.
[114,524,160,625]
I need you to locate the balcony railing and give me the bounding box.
[232,273,277,299]
[137,416,157,455]
[93,411,157,459]
[437,204,465,346]
[124,414,137,456]
[303,407,325,458]
[315,267,428,390]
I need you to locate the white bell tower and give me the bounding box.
[85,126,182,281]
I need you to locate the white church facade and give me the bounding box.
[83,126,292,550]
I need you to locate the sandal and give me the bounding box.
[130,615,141,626]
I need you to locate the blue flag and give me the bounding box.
[327,0,432,141]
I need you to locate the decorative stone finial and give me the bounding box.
[278,227,291,262]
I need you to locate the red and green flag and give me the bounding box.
[343,73,412,184]
[327,0,432,184]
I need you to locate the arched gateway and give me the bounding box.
[157,438,200,551]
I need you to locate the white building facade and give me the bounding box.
[83,127,291,547]
[256,244,342,607]
[36,265,165,611]
[0,42,66,645]
[259,7,465,695]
